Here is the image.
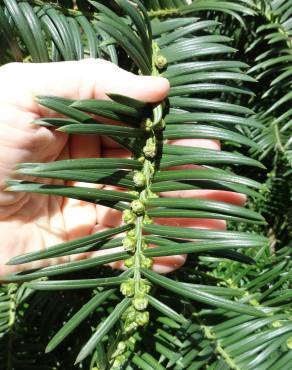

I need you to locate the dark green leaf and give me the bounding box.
[147,209,265,224]
[6,181,136,204]
[142,270,266,317]
[147,295,188,324]
[157,20,220,46]
[7,224,131,265]
[144,226,266,246]
[58,237,123,257]
[0,5,23,61]
[17,158,141,172]
[165,112,261,129]
[152,18,199,36]
[33,118,137,152]
[140,353,165,370]
[169,83,254,97]
[183,283,244,297]
[182,1,254,14]
[153,168,262,189]
[28,271,132,291]
[146,197,264,221]
[169,97,254,115]
[143,224,267,242]
[3,0,39,61]
[144,238,265,257]
[75,297,131,363]
[58,123,145,137]
[116,0,151,57]
[18,2,49,62]
[161,41,236,64]
[164,61,249,79]
[169,72,255,86]
[42,5,75,60]
[92,1,151,66]
[37,6,67,60]
[71,99,146,121]
[16,168,135,189]
[163,125,258,148]
[4,251,129,282]
[159,150,264,168]
[67,17,83,59]
[76,15,100,58]
[107,93,148,109]
[132,356,156,370]
[96,19,151,74]
[151,180,260,198]
[36,96,95,123]
[46,289,114,353]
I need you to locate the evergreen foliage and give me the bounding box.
[0,0,291,369]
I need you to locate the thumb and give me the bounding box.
[0,59,170,115]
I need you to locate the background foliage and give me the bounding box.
[0,0,291,369]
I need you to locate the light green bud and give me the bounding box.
[133,296,148,311]
[148,162,155,176]
[120,279,134,297]
[141,118,153,132]
[124,321,138,333]
[286,337,292,349]
[155,55,168,69]
[139,279,151,294]
[122,237,136,252]
[122,306,135,321]
[143,137,157,158]
[147,190,159,199]
[143,214,153,225]
[122,209,136,224]
[250,298,260,306]
[141,256,153,269]
[127,335,136,346]
[141,239,147,251]
[272,320,282,328]
[124,256,135,268]
[131,200,145,215]
[136,311,149,326]
[152,42,160,54]
[111,341,127,358]
[126,306,137,320]
[127,229,136,238]
[111,354,127,369]
[137,156,145,163]
[133,171,146,187]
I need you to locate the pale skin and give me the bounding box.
[0,59,245,277]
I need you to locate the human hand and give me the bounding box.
[0,59,245,277]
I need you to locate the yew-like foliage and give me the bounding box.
[0,1,291,369]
